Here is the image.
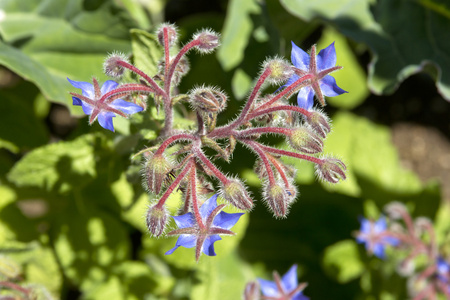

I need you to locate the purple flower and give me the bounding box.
[165,194,243,261]
[285,42,347,110]
[258,264,309,300]
[356,216,400,259]
[68,78,143,132]
[437,257,450,284]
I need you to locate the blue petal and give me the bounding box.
[373,243,386,259]
[101,80,119,94]
[72,97,82,106]
[97,111,116,132]
[67,78,95,99]
[172,212,195,229]
[81,101,94,115]
[293,294,310,300]
[282,264,298,292]
[291,41,310,70]
[165,234,197,255]
[110,99,144,114]
[359,217,371,234]
[316,42,336,71]
[384,236,400,247]
[202,235,221,256]
[213,211,243,230]
[296,87,314,110]
[319,75,347,97]
[199,194,218,220]
[374,217,387,233]
[257,279,279,297]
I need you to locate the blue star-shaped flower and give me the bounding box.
[356,217,400,259]
[258,264,309,300]
[165,194,243,261]
[68,78,143,132]
[284,42,347,110]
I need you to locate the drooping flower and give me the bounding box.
[356,216,400,259]
[284,42,347,110]
[68,78,143,132]
[437,257,450,285]
[258,264,309,300]
[165,194,243,261]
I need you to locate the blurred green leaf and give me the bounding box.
[280,0,450,101]
[0,240,62,298]
[52,202,130,290]
[217,0,261,71]
[323,111,422,197]
[191,252,254,300]
[323,240,364,283]
[0,0,134,114]
[7,134,103,193]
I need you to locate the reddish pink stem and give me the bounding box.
[189,165,205,229]
[155,133,196,155]
[193,148,229,184]
[259,144,323,165]
[117,60,166,96]
[155,159,194,209]
[246,140,276,185]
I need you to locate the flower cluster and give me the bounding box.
[68,23,347,260]
[243,264,309,300]
[356,202,450,299]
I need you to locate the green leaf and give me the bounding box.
[323,111,422,197]
[280,0,450,101]
[0,240,62,298]
[322,240,365,283]
[0,0,133,114]
[7,134,102,193]
[52,202,130,290]
[130,29,162,77]
[191,252,255,300]
[217,0,261,71]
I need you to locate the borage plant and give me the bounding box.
[68,23,347,261]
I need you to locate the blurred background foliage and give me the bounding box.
[0,0,449,299]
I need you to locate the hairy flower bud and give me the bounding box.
[305,109,331,138]
[315,157,347,183]
[263,183,290,218]
[384,201,408,220]
[157,23,178,47]
[263,57,294,84]
[143,153,172,194]
[288,126,323,154]
[193,29,220,54]
[220,179,253,211]
[146,204,168,237]
[189,85,227,113]
[103,52,128,78]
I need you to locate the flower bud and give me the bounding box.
[157,23,178,47]
[305,109,331,138]
[189,85,227,113]
[220,179,253,211]
[384,201,408,220]
[288,126,323,154]
[103,52,128,78]
[243,281,261,300]
[193,29,220,54]
[315,157,347,183]
[263,57,294,84]
[263,183,290,218]
[146,204,168,237]
[143,153,172,194]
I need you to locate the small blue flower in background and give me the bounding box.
[284,41,347,110]
[356,216,400,259]
[165,194,243,261]
[437,257,450,286]
[258,264,309,300]
[68,78,143,132]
